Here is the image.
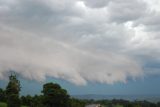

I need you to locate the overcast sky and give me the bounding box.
[1,0,160,94]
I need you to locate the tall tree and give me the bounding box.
[42,82,70,107]
[6,74,21,107]
[0,88,6,102]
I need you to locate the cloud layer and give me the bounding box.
[0,0,160,85]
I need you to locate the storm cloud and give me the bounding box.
[0,0,160,85]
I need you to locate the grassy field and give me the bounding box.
[0,102,6,107]
[0,102,28,107]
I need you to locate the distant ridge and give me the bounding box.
[72,94,160,103]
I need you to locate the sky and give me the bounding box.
[0,0,160,95]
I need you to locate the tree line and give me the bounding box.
[1,74,160,107]
[0,74,85,107]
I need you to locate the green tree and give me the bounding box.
[21,95,32,106]
[69,98,85,107]
[32,95,44,107]
[0,88,6,102]
[6,74,21,107]
[157,102,160,107]
[42,82,70,107]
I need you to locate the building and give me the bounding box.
[85,104,101,107]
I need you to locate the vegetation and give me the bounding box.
[42,82,70,107]
[0,102,7,107]
[0,102,28,107]
[0,74,160,107]
[0,89,6,102]
[6,74,21,107]
[86,99,159,107]
[0,74,85,107]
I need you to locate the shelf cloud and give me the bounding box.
[0,0,160,85]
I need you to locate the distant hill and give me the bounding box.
[72,94,160,103]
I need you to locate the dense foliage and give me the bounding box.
[5,74,21,107]
[0,88,6,102]
[42,82,70,107]
[0,75,85,107]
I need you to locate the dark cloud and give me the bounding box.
[0,0,82,34]
[108,0,147,23]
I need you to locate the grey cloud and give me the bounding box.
[136,12,160,31]
[76,23,134,52]
[0,0,160,85]
[0,0,82,34]
[81,0,111,8]
[108,0,147,23]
